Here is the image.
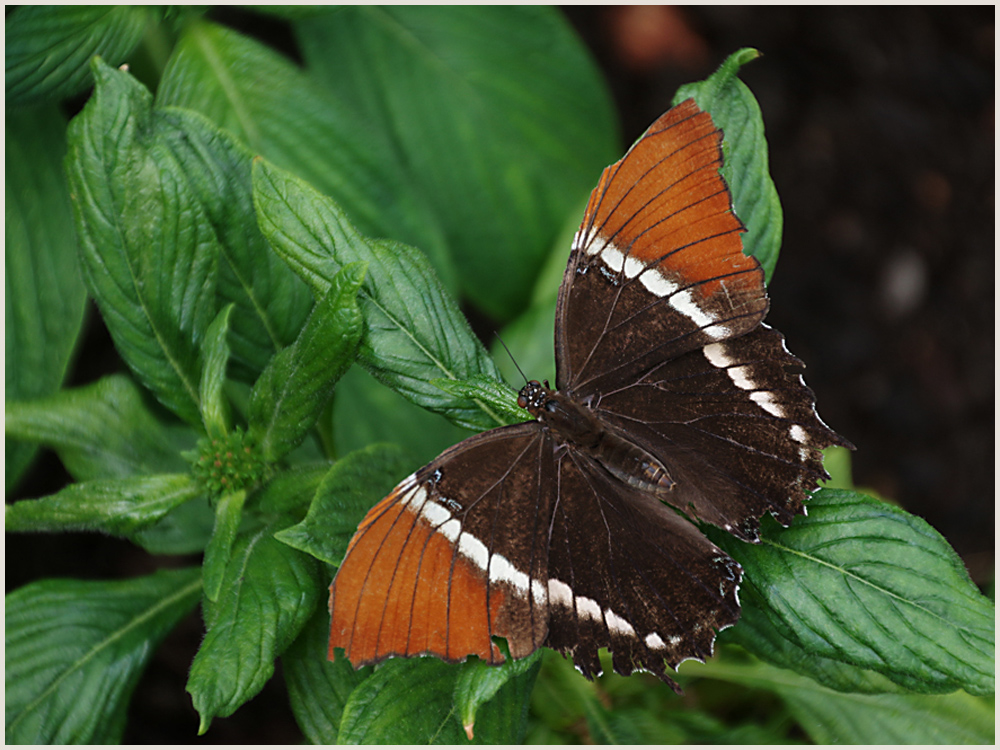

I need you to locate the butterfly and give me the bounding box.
[328,98,849,690]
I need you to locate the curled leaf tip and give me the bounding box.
[464,721,475,740]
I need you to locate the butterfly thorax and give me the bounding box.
[518,380,675,495]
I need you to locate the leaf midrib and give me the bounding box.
[7,574,202,738]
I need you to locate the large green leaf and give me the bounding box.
[5,6,153,106]
[5,567,201,744]
[65,60,218,425]
[295,6,619,319]
[717,489,994,696]
[186,523,323,732]
[5,106,88,489]
[455,650,543,741]
[338,656,539,744]
[275,443,412,567]
[66,58,311,424]
[253,160,505,432]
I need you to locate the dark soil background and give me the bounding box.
[7,6,994,744]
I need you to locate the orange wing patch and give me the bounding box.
[329,489,505,667]
[581,99,759,301]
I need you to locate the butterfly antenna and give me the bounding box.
[495,332,529,386]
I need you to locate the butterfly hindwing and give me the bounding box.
[543,449,741,689]
[592,323,850,542]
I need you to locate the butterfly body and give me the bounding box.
[518,380,676,495]
[328,99,850,689]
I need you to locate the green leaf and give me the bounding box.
[720,595,910,695]
[283,608,373,744]
[200,304,233,440]
[295,6,620,319]
[688,656,995,744]
[5,567,201,744]
[249,262,365,463]
[5,474,202,536]
[275,444,412,566]
[339,658,465,743]
[5,375,195,482]
[493,199,585,388]
[675,48,783,283]
[333,365,472,467]
[156,18,456,291]
[5,6,152,106]
[462,657,541,744]
[455,650,543,741]
[65,59,217,425]
[430,375,524,428]
[202,490,247,603]
[339,654,540,744]
[6,106,88,489]
[155,105,314,382]
[788,687,995,744]
[253,160,505,432]
[187,524,323,732]
[716,489,995,695]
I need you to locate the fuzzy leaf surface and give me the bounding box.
[5,474,201,536]
[5,375,194,482]
[186,524,323,732]
[199,304,233,439]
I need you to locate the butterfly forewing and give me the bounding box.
[557,99,766,395]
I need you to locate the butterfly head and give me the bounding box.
[516,380,552,414]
